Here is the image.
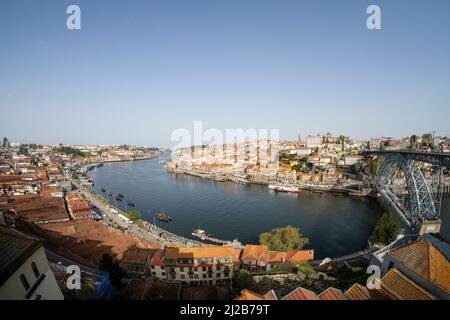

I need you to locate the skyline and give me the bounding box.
[1,0,450,147]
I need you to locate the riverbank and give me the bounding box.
[167,168,378,197]
[89,158,385,258]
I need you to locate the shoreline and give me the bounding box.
[86,159,384,260]
[167,168,378,197]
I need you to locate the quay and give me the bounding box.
[71,179,243,249]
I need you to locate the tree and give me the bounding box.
[99,253,126,288]
[369,158,378,175]
[232,269,253,296]
[422,133,434,148]
[259,225,309,252]
[372,213,400,245]
[338,135,347,151]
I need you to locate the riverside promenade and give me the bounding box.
[71,179,204,248]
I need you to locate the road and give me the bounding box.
[71,179,202,247]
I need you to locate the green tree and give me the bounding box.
[259,225,309,251]
[232,269,253,296]
[124,210,140,221]
[297,262,315,275]
[373,213,400,245]
[99,253,126,288]
[369,158,379,175]
[421,133,434,148]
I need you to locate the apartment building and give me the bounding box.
[151,246,237,286]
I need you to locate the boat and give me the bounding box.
[234,178,249,184]
[115,195,123,201]
[213,176,227,182]
[268,185,302,193]
[155,212,172,222]
[127,201,135,207]
[117,193,125,199]
[276,186,302,193]
[101,188,106,193]
[192,228,213,240]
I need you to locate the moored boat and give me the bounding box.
[128,200,135,207]
[192,228,213,240]
[268,185,302,193]
[155,212,172,222]
[276,186,302,193]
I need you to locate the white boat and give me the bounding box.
[192,228,213,240]
[268,185,302,193]
[277,186,302,193]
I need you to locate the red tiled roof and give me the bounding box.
[285,249,314,264]
[149,251,165,266]
[319,287,347,300]
[282,287,320,300]
[387,240,450,294]
[241,245,268,262]
[235,289,277,300]
[381,268,436,300]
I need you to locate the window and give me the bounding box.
[31,262,40,278]
[20,274,30,291]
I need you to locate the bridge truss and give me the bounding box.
[363,150,450,231]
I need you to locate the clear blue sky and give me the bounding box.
[1,0,449,147]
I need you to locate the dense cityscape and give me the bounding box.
[1,1,450,317]
[1,133,449,300]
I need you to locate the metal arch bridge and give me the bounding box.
[364,150,450,231]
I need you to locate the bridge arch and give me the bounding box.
[375,153,437,230]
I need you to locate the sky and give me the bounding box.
[1,0,450,147]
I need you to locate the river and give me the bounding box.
[89,155,450,259]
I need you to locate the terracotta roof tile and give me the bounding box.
[388,240,450,294]
[381,268,436,300]
[282,287,320,300]
[285,249,314,264]
[241,245,268,262]
[319,287,347,300]
[235,289,277,300]
[344,284,371,300]
[165,245,236,259]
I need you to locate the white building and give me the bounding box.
[0,226,64,300]
[306,135,323,148]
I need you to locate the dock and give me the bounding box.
[192,232,242,247]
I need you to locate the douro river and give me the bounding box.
[90,156,450,259]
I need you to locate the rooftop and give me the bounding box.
[387,239,450,294]
[0,225,42,286]
[165,245,236,260]
[235,289,277,300]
